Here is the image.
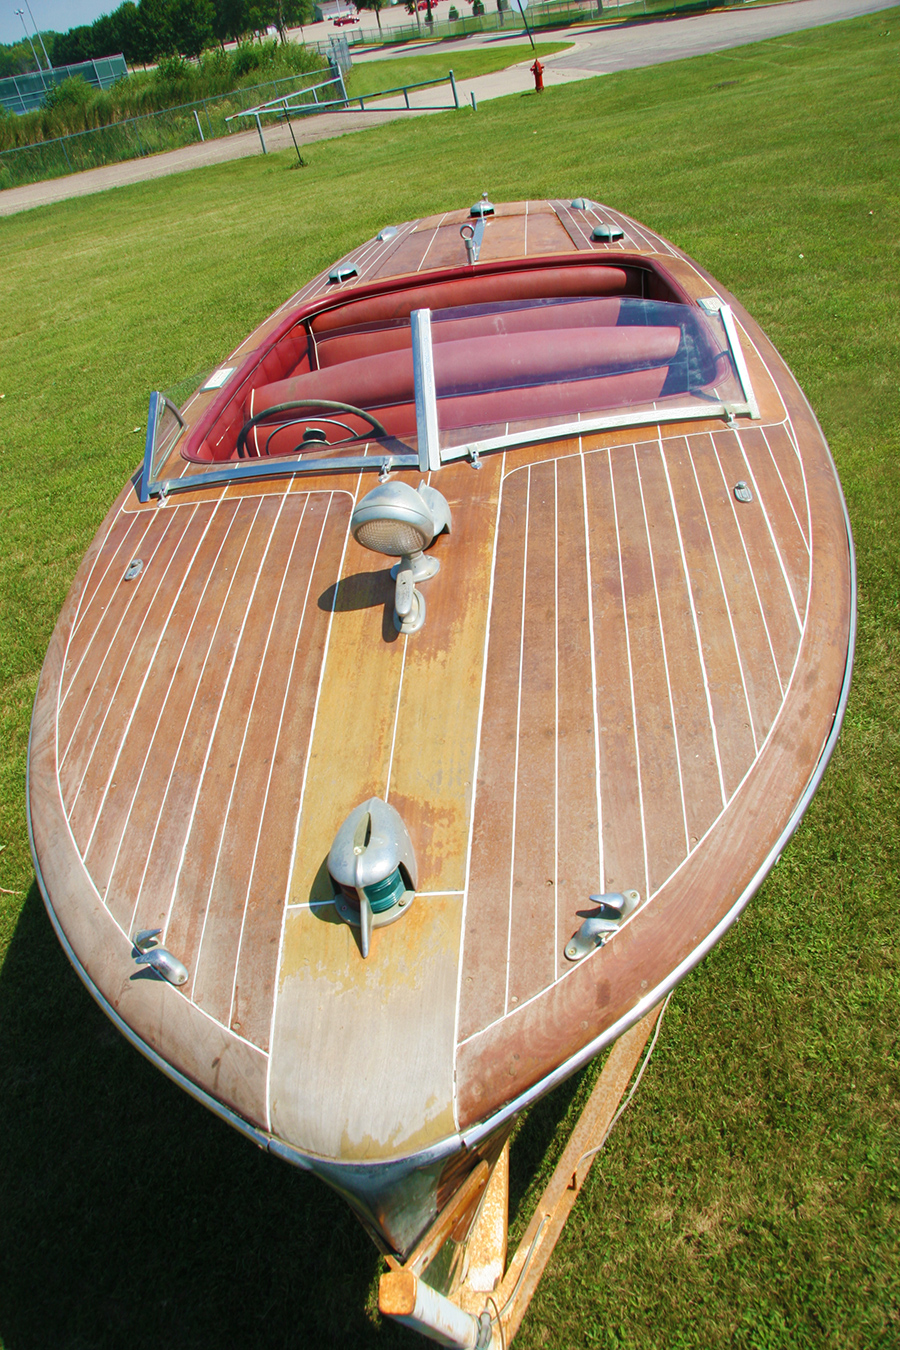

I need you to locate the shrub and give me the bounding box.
[44,76,94,112]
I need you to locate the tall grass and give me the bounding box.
[0,9,897,1348]
[0,40,325,151]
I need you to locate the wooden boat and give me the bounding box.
[28,197,853,1333]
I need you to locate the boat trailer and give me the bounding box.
[378,1004,664,1347]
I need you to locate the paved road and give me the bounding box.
[0,0,893,218]
[550,0,896,74]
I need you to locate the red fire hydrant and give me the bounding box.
[530,59,544,93]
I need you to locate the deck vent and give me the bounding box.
[328,263,359,284]
[328,798,418,958]
[378,225,399,242]
[351,482,451,634]
[592,223,624,242]
[470,193,494,218]
[570,198,591,210]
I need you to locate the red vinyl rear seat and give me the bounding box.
[249,325,681,448]
[315,297,624,369]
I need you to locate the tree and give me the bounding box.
[169,0,216,57]
[137,0,177,59]
[276,0,314,40]
[212,0,251,47]
[355,0,386,32]
[53,25,94,65]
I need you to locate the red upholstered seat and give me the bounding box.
[247,324,681,450]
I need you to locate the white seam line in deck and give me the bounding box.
[227,494,331,1027]
[62,511,159,709]
[635,441,690,853]
[416,213,448,272]
[55,788,268,1056]
[265,485,357,1132]
[659,431,728,809]
[127,496,264,935]
[504,463,531,1017]
[580,446,604,894]
[59,510,179,766]
[795,426,815,632]
[610,446,650,900]
[68,505,201,821]
[65,511,130,647]
[710,430,785,700]
[68,511,154,650]
[79,501,223,855]
[685,433,759,757]
[102,500,239,916]
[385,633,409,805]
[189,488,294,996]
[761,423,812,554]
[733,426,803,631]
[453,451,506,1096]
[553,458,560,981]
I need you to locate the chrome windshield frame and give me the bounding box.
[138,299,759,501]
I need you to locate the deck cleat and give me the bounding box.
[565,891,641,961]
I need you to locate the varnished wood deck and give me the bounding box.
[29,201,852,1187]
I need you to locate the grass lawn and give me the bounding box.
[343,42,571,99]
[1,8,897,1347]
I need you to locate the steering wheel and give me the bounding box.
[236,400,387,460]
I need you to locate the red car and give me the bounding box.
[333,12,359,23]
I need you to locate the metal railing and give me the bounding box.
[226,69,465,158]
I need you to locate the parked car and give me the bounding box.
[333,12,359,22]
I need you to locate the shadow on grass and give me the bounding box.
[0,883,606,1347]
[0,885,414,1350]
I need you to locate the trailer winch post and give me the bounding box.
[380,1003,664,1347]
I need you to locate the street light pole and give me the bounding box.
[15,8,48,88]
[23,0,53,72]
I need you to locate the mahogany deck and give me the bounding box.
[29,201,852,1236]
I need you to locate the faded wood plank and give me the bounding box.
[83,499,240,898]
[166,492,302,991]
[269,893,462,1160]
[113,495,275,940]
[458,466,528,1040]
[67,502,217,846]
[612,442,689,895]
[506,459,560,1010]
[387,457,504,895]
[188,493,346,1039]
[660,435,758,802]
[553,453,602,980]
[583,448,645,898]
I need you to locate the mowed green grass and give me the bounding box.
[1,10,898,1348]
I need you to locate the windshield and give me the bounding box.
[426,295,744,433]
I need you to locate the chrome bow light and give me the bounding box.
[350,481,451,634]
[327,798,418,958]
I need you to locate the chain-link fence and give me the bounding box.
[0,63,338,191]
[0,54,129,116]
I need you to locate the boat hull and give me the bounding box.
[28,199,854,1255]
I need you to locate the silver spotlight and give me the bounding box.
[351,482,451,634]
